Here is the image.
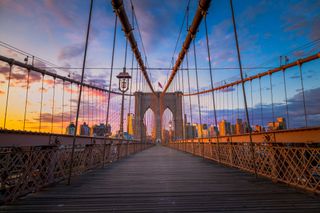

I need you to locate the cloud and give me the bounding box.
[0,65,9,74]
[29,71,42,82]
[58,44,84,61]
[130,0,185,52]
[43,0,75,28]
[284,0,320,40]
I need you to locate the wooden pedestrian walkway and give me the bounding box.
[2,145,320,212]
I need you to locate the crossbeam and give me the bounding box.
[162,0,212,94]
[112,0,155,94]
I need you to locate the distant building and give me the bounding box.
[185,123,197,139]
[254,125,265,133]
[127,113,135,136]
[276,117,287,130]
[235,119,244,135]
[93,123,107,137]
[208,125,219,137]
[66,122,75,135]
[202,129,208,138]
[219,120,231,136]
[80,122,90,136]
[243,121,250,133]
[231,124,236,135]
[268,117,287,131]
[196,123,202,138]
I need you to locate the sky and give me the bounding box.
[0,0,319,134]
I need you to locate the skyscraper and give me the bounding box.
[208,124,218,137]
[127,113,135,136]
[80,122,90,136]
[267,117,287,131]
[93,123,107,137]
[66,122,75,135]
[235,119,244,135]
[219,120,231,136]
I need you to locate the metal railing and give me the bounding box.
[0,141,153,203]
[168,141,320,194]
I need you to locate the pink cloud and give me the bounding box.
[43,0,75,28]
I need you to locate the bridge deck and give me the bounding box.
[2,145,320,212]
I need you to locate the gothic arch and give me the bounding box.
[134,91,183,142]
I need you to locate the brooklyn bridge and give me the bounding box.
[0,0,319,212]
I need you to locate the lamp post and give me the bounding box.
[168,120,172,143]
[117,68,131,139]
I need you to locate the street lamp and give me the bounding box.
[117,68,131,139]
[168,120,173,143]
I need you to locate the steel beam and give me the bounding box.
[0,54,132,96]
[162,0,212,94]
[112,0,155,94]
[184,52,320,96]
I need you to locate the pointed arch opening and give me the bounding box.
[162,107,174,143]
[143,107,155,142]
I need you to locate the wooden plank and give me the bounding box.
[1,145,320,212]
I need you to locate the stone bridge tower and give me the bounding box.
[134,91,183,142]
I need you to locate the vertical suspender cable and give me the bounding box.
[259,77,263,127]
[23,69,30,130]
[51,77,56,133]
[135,60,138,92]
[70,82,72,124]
[230,0,257,176]
[4,63,13,129]
[68,0,93,185]
[269,74,275,127]
[103,13,118,168]
[128,3,135,114]
[282,70,289,128]
[87,87,89,125]
[250,80,253,127]
[82,88,85,123]
[192,39,203,142]
[99,90,101,124]
[298,64,307,127]
[231,86,233,127]
[181,62,186,140]
[237,84,239,119]
[39,74,45,132]
[186,56,193,134]
[91,88,94,128]
[204,16,220,161]
[105,15,118,133]
[222,87,224,119]
[186,5,193,134]
[62,80,65,134]
[95,89,97,126]
[227,87,229,122]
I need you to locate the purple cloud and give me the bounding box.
[58,44,84,61]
